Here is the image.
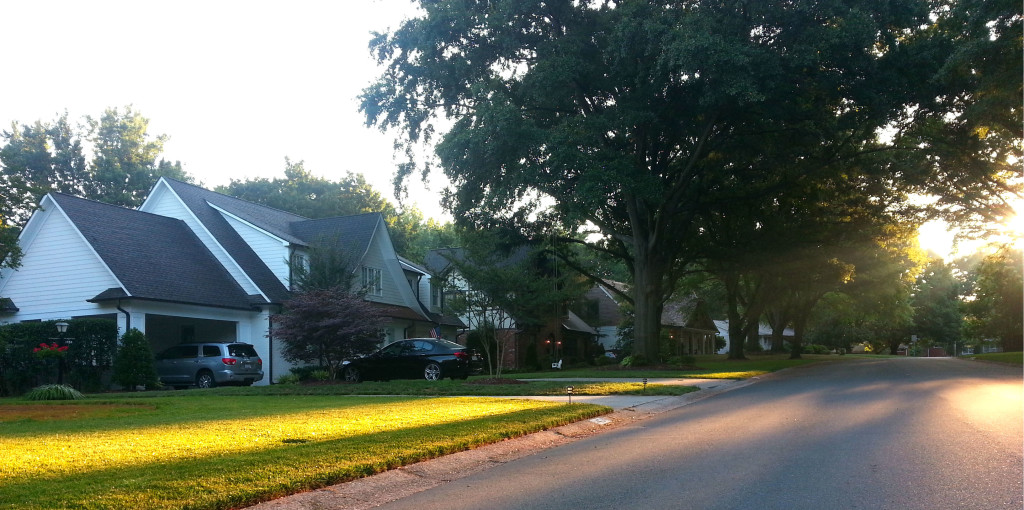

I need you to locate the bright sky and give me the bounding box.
[3,1,1019,259]
[2,0,448,218]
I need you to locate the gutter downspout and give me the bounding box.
[116,301,131,333]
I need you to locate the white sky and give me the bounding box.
[2,0,450,219]
[3,1,1018,259]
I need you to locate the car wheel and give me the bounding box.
[424,362,442,381]
[196,371,216,389]
[344,365,362,383]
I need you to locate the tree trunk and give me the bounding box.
[766,308,789,353]
[724,273,745,360]
[632,256,665,364]
[789,312,809,360]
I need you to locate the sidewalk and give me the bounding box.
[245,377,755,510]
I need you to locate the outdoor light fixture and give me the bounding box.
[642,377,648,393]
[566,386,574,404]
[55,322,69,334]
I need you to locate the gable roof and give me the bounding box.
[159,179,387,303]
[289,213,381,260]
[159,179,295,304]
[51,193,256,310]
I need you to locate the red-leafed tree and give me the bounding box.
[272,242,387,380]
[272,289,387,380]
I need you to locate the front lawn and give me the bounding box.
[0,395,606,509]
[126,378,700,398]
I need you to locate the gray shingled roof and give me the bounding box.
[162,179,387,303]
[162,179,296,304]
[52,193,256,310]
[289,213,381,259]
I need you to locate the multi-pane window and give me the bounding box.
[362,266,383,296]
[431,283,442,308]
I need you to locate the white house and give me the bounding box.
[714,320,795,354]
[0,178,460,383]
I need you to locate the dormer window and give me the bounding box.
[431,283,442,308]
[362,266,383,296]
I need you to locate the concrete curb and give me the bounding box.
[244,377,757,510]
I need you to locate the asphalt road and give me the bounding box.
[373,358,1023,510]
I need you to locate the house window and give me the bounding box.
[362,266,383,296]
[431,283,442,308]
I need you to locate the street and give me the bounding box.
[377,358,1023,510]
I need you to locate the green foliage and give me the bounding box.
[85,106,189,208]
[273,289,388,380]
[964,247,1023,351]
[0,319,117,395]
[363,0,1020,365]
[275,373,302,385]
[287,365,330,382]
[309,370,330,382]
[217,158,394,219]
[619,354,648,368]
[666,355,697,367]
[23,384,84,401]
[438,232,590,374]
[0,107,190,215]
[111,329,159,391]
[911,257,964,351]
[290,240,360,292]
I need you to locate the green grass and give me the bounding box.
[118,378,698,398]
[966,351,1023,365]
[513,353,823,380]
[0,395,607,509]
[0,353,827,508]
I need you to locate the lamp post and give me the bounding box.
[54,322,72,385]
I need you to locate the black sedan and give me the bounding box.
[342,338,483,382]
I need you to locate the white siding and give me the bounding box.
[221,213,290,288]
[0,207,121,320]
[139,184,263,297]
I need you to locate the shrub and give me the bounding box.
[806,344,831,355]
[620,354,648,367]
[23,384,84,401]
[310,369,330,381]
[289,365,329,381]
[111,329,160,391]
[275,374,301,385]
[666,355,696,367]
[0,319,117,396]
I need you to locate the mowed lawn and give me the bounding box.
[0,353,826,509]
[0,395,607,510]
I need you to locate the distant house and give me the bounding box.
[714,320,795,354]
[583,282,719,356]
[424,247,598,369]
[0,178,459,383]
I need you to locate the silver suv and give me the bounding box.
[155,342,264,388]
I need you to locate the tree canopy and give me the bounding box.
[0,106,189,218]
[363,0,1019,361]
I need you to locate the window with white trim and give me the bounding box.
[362,266,383,296]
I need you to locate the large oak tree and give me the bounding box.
[362,0,1020,361]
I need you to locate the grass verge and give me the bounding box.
[513,353,824,380]
[0,395,607,509]
[965,351,1023,365]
